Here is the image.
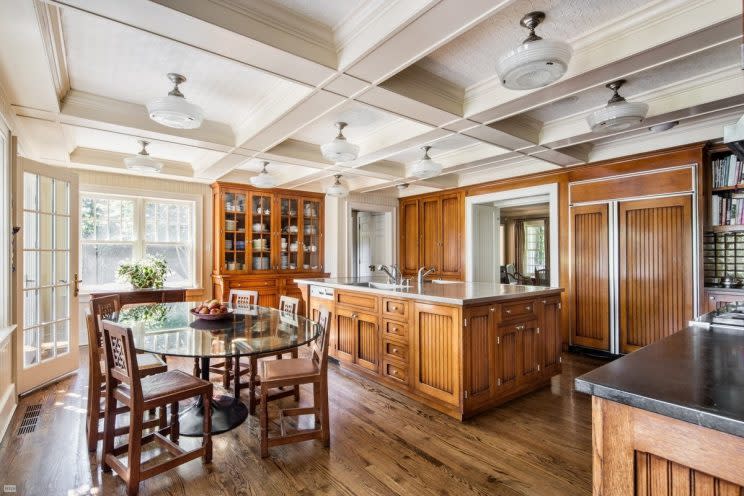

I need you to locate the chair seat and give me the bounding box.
[99,353,166,380]
[115,370,211,407]
[261,358,319,383]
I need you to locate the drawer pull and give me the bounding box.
[390,305,397,310]
[391,326,398,332]
[506,309,512,314]
[525,306,531,311]
[490,307,495,312]
[516,324,525,330]
[351,313,358,319]
[392,347,398,354]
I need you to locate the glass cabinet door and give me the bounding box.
[222,191,247,272]
[279,197,299,271]
[301,199,321,271]
[250,193,273,271]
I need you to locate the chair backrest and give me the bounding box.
[228,289,259,309]
[279,295,299,315]
[535,268,548,286]
[90,294,121,347]
[101,320,141,399]
[311,308,331,374]
[85,311,102,384]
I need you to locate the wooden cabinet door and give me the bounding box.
[570,203,611,351]
[463,305,497,409]
[413,303,460,405]
[440,192,463,279]
[420,197,442,274]
[334,307,356,364]
[518,320,540,384]
[400,199,420,275]
[539,296,562,376]
[354,312,380,372]
[618,195,693,354]
[497,323,519,392]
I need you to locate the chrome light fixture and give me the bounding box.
[587,80,649,133]
[124,140,162,173]
[496,11,572,91]
[249,161,277,188]
[147,73,204,129]
[409,146,442,179]
[325,174,349,198]
[321,122,359,163]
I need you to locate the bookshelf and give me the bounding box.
[708,145,744,230]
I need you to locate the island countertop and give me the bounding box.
[295,277,563,305]
[575,323,744,438]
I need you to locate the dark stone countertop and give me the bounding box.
[575,324,744,438]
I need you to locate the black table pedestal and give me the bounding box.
[178,357,248,437]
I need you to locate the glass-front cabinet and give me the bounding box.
[213,183,323,276]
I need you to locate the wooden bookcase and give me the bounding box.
[211,182,327,309]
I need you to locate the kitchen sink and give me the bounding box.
[430,279,459,284]
[349,281,411,290]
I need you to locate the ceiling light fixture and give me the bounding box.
[124,140,162,174]
[325,174,349,198]
[649,121,679,133]
[410,146,442,179]
[496,11,572,91]
[321,122,359,163]
[587,80,648,133]
[147,73,204,129]
[249,161,277,188]
[396,183,409,191]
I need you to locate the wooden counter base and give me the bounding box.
[592,397,744,495]
[302,285,563,420]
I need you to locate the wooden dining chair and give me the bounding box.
[85,311,168,452]
[204,289,260,386]
[258,309,330,458]
[279,295,299,314]
[101,321,213,496]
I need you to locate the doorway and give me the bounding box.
[350,209,393,278]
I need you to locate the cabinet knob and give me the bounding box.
[392,348,398,353]
[516,324,525,330]
[506,309,512,314]
[525,306,531,311]
[490,307,495,312]
[352,313,358,319]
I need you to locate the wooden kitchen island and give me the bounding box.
[297,278,563,420]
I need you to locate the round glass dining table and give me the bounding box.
[111,301,321,436]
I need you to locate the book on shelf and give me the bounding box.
[711,194,744,226]
[712,153,744,188]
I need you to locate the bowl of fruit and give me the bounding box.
[191,299,232,320]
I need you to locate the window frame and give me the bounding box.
[79,189,200,291]
[523,219,546,276]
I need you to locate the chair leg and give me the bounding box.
[193,358,201,377]
[260,384,269,458]
[321,379,330,448]
[313,382,321,427]
[170,402,179,443]
[86,382,101,452]
[223,357,232,389]
[126,407,143,496]
[101,393,118,472]
[158,405,167,430]
[202,392,212,463]
[292,349,300,401]
[249,356,258,415]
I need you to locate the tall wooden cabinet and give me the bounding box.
[399,191,464,279]
[211,182,326,309]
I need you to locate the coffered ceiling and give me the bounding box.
[0,0,741,197]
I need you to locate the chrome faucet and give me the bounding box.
[369,264,402,285]
[417,266,437,286]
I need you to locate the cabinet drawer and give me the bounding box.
[382,298,409,321]
[336,291,378,312]
[231,279,276,289]
[501,300,535,321]
[383,340,408,362]
[383,360,408,385]
[383,320,408,340]
[499,319,537,334]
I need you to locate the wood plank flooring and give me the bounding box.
[0,352,606,496]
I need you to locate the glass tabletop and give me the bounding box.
[109,301,320,359]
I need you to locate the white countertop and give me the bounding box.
[295,277,563,305]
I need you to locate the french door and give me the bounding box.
[15,161,79,393]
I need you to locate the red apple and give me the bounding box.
[210,308,220,314]
[199,308,209,315]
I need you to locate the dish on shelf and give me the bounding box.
[252,223,266,232]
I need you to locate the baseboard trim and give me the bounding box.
[0,384,17,443]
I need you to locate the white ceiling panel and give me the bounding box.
[61,9,310,130]
[261,0,367,29]
[384,133,510,165]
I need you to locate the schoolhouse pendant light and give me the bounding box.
[495,11,572,91]
[409,146,442,179]
[124,140,162,173]
[321,122,359,163]
[249,161,277,188]
[325,175,349,198]
[587,80,649,133]
[147,73,204,129]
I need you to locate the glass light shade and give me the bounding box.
[410,157,443,179]
[124,154,162,174]
[496,39,572,90]
[249,169,277,188]
[147,94,204,129]
[326,176,348,198]
[321,138,359,163]
[587,101,649,133]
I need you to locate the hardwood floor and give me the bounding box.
[0,352,606,496]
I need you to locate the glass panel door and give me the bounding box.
[222,191,247,272]
[279,197,299,271]
[301,199,321,272]
[250,193,273,271]
[16,163,79,393]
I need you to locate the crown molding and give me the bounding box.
[334,0,407,54]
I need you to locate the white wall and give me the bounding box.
[472,204,499,283]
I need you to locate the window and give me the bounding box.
[523,219,546,275]
[80,193,196,289]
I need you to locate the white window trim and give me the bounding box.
[79,186,203,292]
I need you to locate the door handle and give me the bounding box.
[73,273,82,297]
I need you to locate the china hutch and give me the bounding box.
[211,182,326,310]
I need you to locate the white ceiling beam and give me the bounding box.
[70,146,194,177]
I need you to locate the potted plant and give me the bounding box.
[116,255,169,289]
